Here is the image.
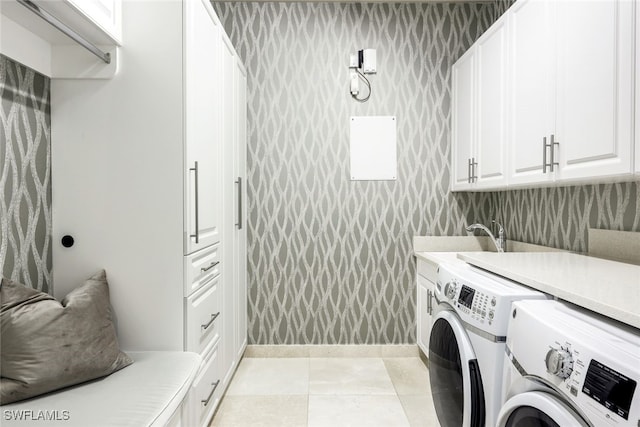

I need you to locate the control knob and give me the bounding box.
[444,282,457,300]
[545,347,573,379]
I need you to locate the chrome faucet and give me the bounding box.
[465,220,506,253]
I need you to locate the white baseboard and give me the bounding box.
[244,344,419,358]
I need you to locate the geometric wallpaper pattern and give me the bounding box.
[213,1,496,344]
[213,1,640,345]
[0,54,52,293]
[1,3,637,345]
[490,181,640,253]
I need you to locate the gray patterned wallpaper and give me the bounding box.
[490,181,640,253]
[0,54,52,293]
[213,1,495,344]
[1,2,636,346]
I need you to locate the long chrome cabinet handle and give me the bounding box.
[542,136,548,173]
[471,157,478,183]
[201,261,220,272]
[201,312,220,330]
[235,177,242,230]
[426,290,432,315]
[550,134,559,172]
[467,158,472,183]
[189,162,199,243]
[201,380,221,406]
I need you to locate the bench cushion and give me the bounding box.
[1,351,202,426]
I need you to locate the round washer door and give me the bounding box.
[497,391,590,427]
[429,308,485,427]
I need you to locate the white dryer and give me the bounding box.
[429,263,548,427]
[498,299,640,427]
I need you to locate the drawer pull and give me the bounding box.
[201,261,219,272]
[202,312,220,330]
[201,380,220,406]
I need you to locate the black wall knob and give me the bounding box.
[61,235,75,248]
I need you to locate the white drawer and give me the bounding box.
[185,276,221,354]
[192,340,222,427]
[184,244,220,296]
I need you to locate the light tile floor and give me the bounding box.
[210,357,440,427]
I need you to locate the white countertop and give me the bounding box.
[414,251,466,266]
[457,252,640,330]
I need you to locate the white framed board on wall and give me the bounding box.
[350,116,397,181]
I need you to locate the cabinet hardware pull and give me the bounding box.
[467,158,472,183]
[189,161,199,243]
[201,380,221,406]
[235,177,242,230]
[549,134,559,172]
[426,290,431,315]
[542,136,548,173]
[201,261,220,272]
[201,312,220,330]
[17,0,111,64]
[471,157,478,183]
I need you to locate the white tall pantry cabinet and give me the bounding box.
[50,0,246,425]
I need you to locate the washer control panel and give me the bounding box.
[436,263,547,337]
[457,284,494,324]
[437,278,497,327]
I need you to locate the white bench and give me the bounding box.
[2,352,201,427]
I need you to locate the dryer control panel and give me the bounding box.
[506,300,640,427]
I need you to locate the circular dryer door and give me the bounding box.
[497,391,589,427]
[429,309,485,427]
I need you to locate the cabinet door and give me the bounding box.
[417,276,434,355]
[66,0,122,43]
[555,0,634,182]
[220,33,238,387]
[637,2,640,176]
[451,48,475,191]
[475,16,508,189]
[509,0,555,186]
[184,0,222,255]
[234,58,248,360]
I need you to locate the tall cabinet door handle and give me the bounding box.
[189,161,199,243]
[467,158,472,184]
[235,177,242,230]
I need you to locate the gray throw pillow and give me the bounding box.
[0,270,133,405]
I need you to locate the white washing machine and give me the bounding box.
[429,263,548,427]
[498,299,640,427]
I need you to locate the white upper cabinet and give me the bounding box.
[451,13,508,191]
[554,0,634,182]
[184,0,222,255]
[65,0,122,42]
[451,48,476,191]
[475,16,508,189]
[508,0,555,186]
[453,0,636,191]
[0,0,121,77]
